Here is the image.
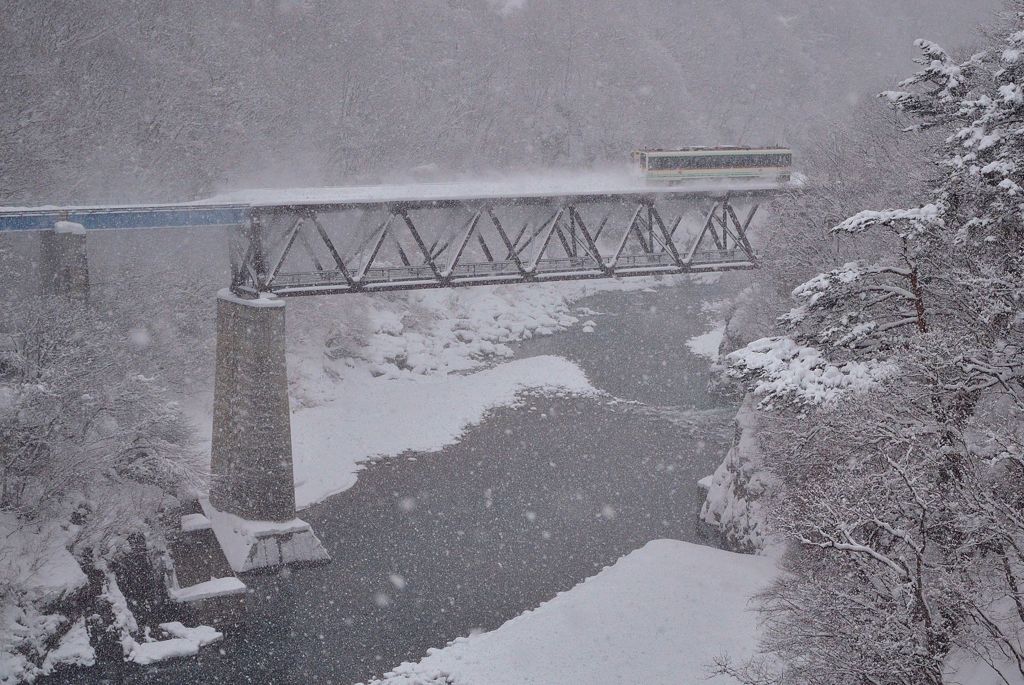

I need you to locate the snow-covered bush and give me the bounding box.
[0,294,202,517]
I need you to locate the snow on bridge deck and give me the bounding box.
[0,173,793,232]
[212,174,788,208]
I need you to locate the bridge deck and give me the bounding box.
[0,174,791,232]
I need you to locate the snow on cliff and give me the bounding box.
[700,394,778,554]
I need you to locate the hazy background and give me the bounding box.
[0,0,1000,205]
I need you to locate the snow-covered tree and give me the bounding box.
[0,294,203,518]
[720,9,1024,683]
[0,237,205,678]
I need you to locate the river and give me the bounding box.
[51,276,743,684]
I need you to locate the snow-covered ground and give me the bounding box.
[0,515,87,602]
[363,539,777,685]
[944,650,1024,685]
[0,514,90,683]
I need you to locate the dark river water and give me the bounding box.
[50,276,743,684]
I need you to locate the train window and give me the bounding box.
[652,155,681,170]
[638,150,790,173]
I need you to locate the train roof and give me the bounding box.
[634,146,791,154]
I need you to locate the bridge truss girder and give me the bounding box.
[230,193,763,297]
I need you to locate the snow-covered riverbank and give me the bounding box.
[363,539,777,685]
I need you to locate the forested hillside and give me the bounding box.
[0,0,996,204]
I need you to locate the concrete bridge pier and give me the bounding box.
[205,288,329,572]
[40,221,89,297]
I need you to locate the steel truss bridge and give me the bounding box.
[0,177,789,571]
[0,179,786,296]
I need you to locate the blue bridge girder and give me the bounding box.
[0,204,248,232]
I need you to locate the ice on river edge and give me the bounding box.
[284,276,727,506]
[292,354,600,508]
[686,321,726,361]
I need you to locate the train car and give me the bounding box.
[632,147,792,184]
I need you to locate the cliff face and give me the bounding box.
[700,394,776,554]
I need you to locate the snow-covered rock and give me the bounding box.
[727,336,895,408]
[201,499,329,572]
[0,514,90,683]
[41,619,95,673]
[179,513,211,533]
[167,576,247,603]
[127,623,222,666]
[0,602,68,684]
